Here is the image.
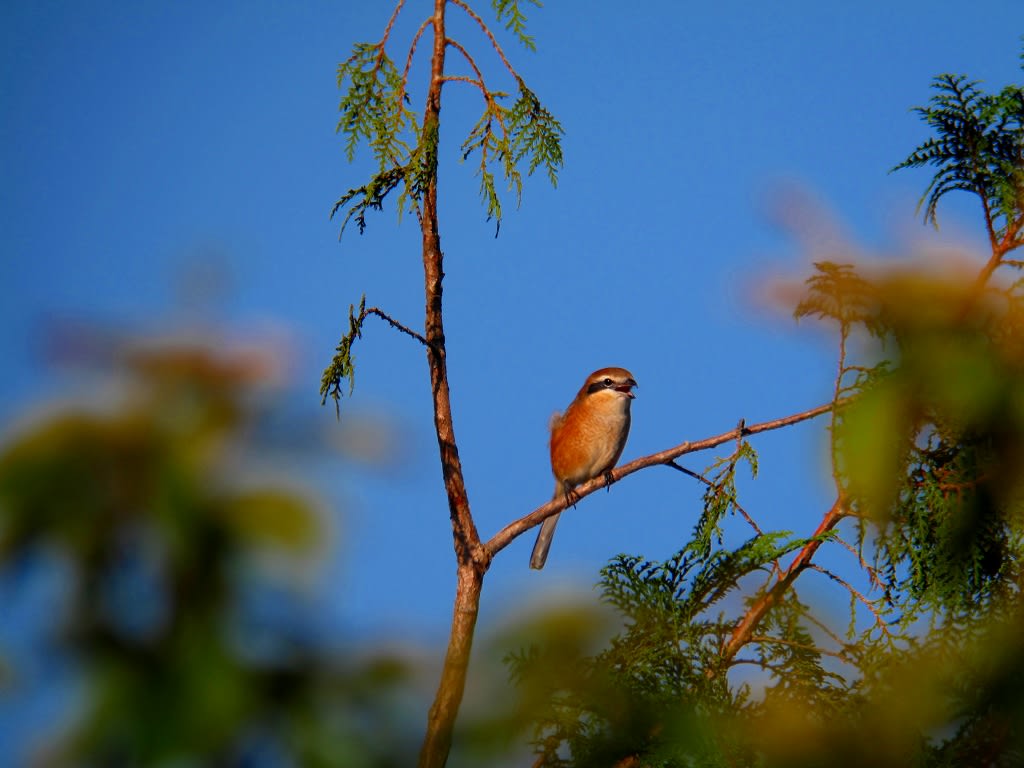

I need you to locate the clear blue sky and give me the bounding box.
[2,0,1021,736]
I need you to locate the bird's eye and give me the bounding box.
[603,378,613,386]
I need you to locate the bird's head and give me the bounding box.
[583,367,638,400]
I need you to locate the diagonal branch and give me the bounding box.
[449,0,521,82]
[363,306,430,347]
[715,496,848,669]
[484,400,840,557]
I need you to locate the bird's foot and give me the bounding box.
[603,469,615,491]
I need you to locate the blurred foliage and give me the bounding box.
[0,341,420,767]
[509,48,1024,768]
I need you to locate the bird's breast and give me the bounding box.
[550,395,632,486]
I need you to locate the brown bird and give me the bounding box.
[530,367,638,569]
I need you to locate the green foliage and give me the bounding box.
[691,440,758,558]
[320,294,367,415]
[332,1,563,239]
[509,82,564,186]
[513,532,840,768]
[337,43,418,167]
[333,42,419,237]
[892,55,1023,237]
[492,0,541,51]
[462,81,564,230]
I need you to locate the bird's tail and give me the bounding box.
[530,486,564,570]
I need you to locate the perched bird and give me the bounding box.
[530,367,638,570]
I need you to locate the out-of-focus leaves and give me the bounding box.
[217,489,321,553]
[0,340,420,767]
[835,378,912,517]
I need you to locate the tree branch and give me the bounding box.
[446,36,486,85]
[449,0,520,82]
[716,496,848,669]
[402,17,433,96]
[484,400,839,557]
[806,563,893,638]
[363,306,430,346]
[381,0,409,47]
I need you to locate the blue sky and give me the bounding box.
[2,0,1021,702]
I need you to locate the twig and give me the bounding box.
[747,634,851,662]
[800,603,849,651]
[401,17,433,102]
[448,0,520,82]
[806,563,893,638]
[362,306,430,347]
[381,0,409,47]
[446,37,485,84]
[832,530,884,591]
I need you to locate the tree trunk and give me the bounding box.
[418,564,485,768]
[416,3,489,766]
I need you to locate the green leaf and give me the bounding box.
[492,0,542,51]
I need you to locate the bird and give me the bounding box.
[530,367,638,570]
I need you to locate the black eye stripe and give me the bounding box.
[587,378,621,394]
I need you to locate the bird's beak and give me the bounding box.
[615,380,637,398]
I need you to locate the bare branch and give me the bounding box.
[381,0,409,48]
[449,0,520,82]
[484,400,840,557]
[446,36,486,84]
[401,17,433,99]
[800,601,850,650]
[806,563,894,638]
[832,531,884,591]
[363,306,430,347]
[440,75,487,93]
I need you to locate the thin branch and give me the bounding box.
[449,0,520,82]
[440,75,487,94]
[747,634,851,662]
[381,0,409,48]
[665,460,764,537]
[446,36,486,84]
[806,563,893,638]
[832,530,884,591]
[800,602,850,651]
[401,17,433,103]
[484,400,841,557]
[363,306,430,347]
